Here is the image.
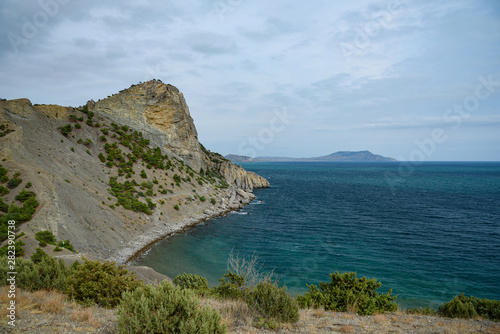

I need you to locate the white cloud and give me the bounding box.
[0,0,499,160]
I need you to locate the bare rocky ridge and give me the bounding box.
[0,80,269,264]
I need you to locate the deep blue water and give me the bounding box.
[134,162,500,309]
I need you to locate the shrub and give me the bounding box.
[246,280,299,328]
[211,198,216,205]
[173,204,180,211]
[7,177,22,189]
[66,258,143,308]
[0,239,25,257]
[0,198,8,212]
[58,124,72,136]
[58,240,74,252]
[35,230,57,245]
[438,294,500,321]
[25,182,32,188]
[297,271,397,315]
[0,196,39,241]
[0,175,8,183]
[173,273,209,294]
[199,196,206,202]
[74,123,81,129]
[15,189,36,202]
[213,271,247,300]
[0,256,70,292]
[31,247,48,263]
[0,186,8,196]
[117,280,227,334]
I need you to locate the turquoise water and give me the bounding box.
[134,162,500,309]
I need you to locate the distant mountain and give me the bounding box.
[307,151,396,162]
[225,154,254,163]
[225,151,396,163]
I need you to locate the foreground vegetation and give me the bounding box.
[1,251,498,333]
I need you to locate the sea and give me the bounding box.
[134,162,500,309]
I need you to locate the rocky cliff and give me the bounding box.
[0,80,269,263]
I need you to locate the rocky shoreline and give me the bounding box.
[110,187,258,264]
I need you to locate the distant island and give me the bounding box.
[226,151,397,163]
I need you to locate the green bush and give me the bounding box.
[0,175,8,183]
[212,270,247,300]
[117,280,227,334]
[297,271,397,315]
[0,196,39,242]
[7,177,22,189]
[0,256,70,292]
[173,204,180,211]
[108,177,152,214]
[0,239,25,257]
[173,273,209,294]
[66,258,143,308]
[246,280,299,328]
[0,186,8,196]
[58,240,74,252]
[30,247,48,263]
[438,294,500,321]
[58,123,72,136]
[35,230,57,245]
[15,190,36,202]
[0,198,8,212]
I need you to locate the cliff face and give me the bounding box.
[90,81,204,170]
[0,80,269,263]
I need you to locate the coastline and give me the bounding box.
[107,188,257,265]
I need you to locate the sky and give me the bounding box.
[1,0,499,161]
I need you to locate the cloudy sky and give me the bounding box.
[1,0,499,161]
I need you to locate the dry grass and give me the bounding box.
[70,307,93,322]
[40,292,66,314]
[70,306,101,327]
[201,297,255,330]
[312,308,326,318]
[0,286,114,332]
[339,324,355,333]
[341,312,356,320]
[373,313,389,324]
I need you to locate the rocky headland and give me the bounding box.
[0,79,269,264]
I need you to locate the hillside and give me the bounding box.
[0,80,269,263]
[226,151,396,163]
